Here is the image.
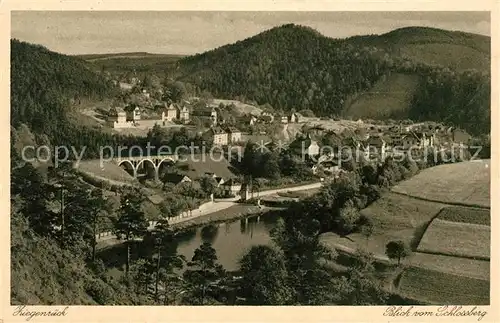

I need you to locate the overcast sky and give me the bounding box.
[11,11,490,55]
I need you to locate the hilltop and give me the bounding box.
[10,39,141,158]
[174,24,490,135]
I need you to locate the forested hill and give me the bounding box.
[176,24,490,135]
[11,39,134,158]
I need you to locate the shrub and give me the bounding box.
[85,278,114,305]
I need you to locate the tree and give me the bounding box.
[239,245,293,305]
[271,216,335,305]
[11,162,57,237]
[164,81,186,103]
[385,240,411,265]
[182,241,225,305]
[262,152,282,180]
[359,216,374,247]
[148,220,185,303]
[199,176,218,199]
[114,190,149,275]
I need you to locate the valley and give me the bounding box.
[10,19,491,307]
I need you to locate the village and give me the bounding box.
[80,77,475,202]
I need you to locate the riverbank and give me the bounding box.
[96,204,285,250]
[171,204,286,231]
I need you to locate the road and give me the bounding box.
[96,181,322,244]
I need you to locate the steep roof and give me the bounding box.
[163,173,191,185]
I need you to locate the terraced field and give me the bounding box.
[398,267,490,305]
[436,206,490,226]
[410,253,489,281]
[417,219,490,260]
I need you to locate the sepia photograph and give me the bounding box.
[8,9,492,313]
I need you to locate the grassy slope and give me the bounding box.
[416,219,490,260]
[77,160,137,184]
[359,192,446,254]
[400,43,490,72]
[344,73,419,119]
[391,160,490,208]
[343,27,490,119]
[320,192,445,258]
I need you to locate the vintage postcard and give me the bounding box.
[1,0,498,322]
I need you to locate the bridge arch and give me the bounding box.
[136,159,158,180]
[118,160,136,178]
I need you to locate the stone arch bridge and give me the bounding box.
[114,155,179,181]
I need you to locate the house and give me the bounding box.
[289,112,302,123]
[206,126,229,146]
[178,105,190,123]
[289,133,320,157]
[163,173,192,186]
[249,115,258,126]
[214,176,225,187]
[107,107,132,128]
[281,116,288,124]
[391,131,434,150]
[125,106,141,122]
[225,126,242,143]
[119,82,133,91]
[363,135,387,159]
[192,106,218,126]
[221,178,242,197]
[313,160,340,176]
[161,103,178,122]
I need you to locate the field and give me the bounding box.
[416,218,490,260]
[358,192,445,254]
[392,160,490,208]
[410,252,489,280]
[436,206,490,226]
[344,73,419,119]
[398,266,490,305]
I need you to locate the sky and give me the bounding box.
[11,11,491,55]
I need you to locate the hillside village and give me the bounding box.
[88,78,475,194]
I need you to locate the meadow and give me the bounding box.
[391,160,490,208]
[77,160,137,185]
[344,73,419,119]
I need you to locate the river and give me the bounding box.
[174,211,282,271]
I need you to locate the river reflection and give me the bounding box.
[175,211,281,271]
